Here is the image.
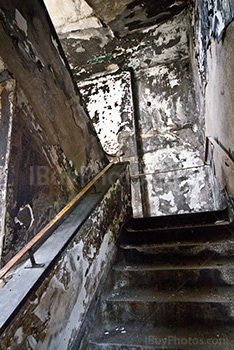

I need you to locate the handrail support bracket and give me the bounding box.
[25,250,45,269]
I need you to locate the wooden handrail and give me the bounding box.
[206,136,234,172]
[0,154,122,281]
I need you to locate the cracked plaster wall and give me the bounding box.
[0,170,131,350]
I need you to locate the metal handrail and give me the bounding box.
[0,154,122,281]
[130,165,206,178]
[130,136,234,179]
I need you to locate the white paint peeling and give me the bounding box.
[66,28,111,48]
[129,11,189,70]
[15,327,24,345]
[0,81,15,258]
[15,9,28,35]
[75,46,85,53]
[0,56,5,72]
[78,72,134,155]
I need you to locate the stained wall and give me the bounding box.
[192,0,234,201]
[76,10,217,217]
[0,0,108,264]
[0,165,131,350]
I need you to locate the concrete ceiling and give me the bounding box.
[86,0,186,36]
[44,0,188,80]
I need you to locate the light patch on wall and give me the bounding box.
[78,72,143,217]
[146,167,214,216]
[0,56,5,72]
[44,0,92,29]
[15,9,28,36]
[78,72,134,155]
[143,145,204,173]
[44,0,102,35]
[0,80,15,258]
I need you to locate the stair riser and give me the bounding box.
[101,301,234,326]
[128,209,228,231]
[111,269,234,289]
[123,225,233,245]
[123,245,234,263]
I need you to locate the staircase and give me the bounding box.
[84,209,234,349]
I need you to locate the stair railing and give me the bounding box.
[0,154,122,283]
[130,136,234,179]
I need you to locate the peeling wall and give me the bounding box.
[0,0,107,192]
[1,90,70,266]
[204,22,234,198]
[0,0,112,264]
[56,3,188,81]
[78,71,144,217]
[192,0,234,201]
[44,0,101,34]
[0,167,131,350]
[76,10,217,217]
[134,56,216,216]
[0,79,15,259]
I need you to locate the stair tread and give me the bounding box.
[105,286,234,303]
[113,258,234,271]
[89,324,234,349]
[120,237,234,250]
[126,220,231,233]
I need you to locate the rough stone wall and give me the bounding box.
[0,168,131,350]
[191,0,234,200]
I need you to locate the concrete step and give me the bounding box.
[126,209,229,231]
[101,287,234,327]
[88,324,234,349]
[121,223,233,246]
[120,238,234,263]
[111,259,234,289]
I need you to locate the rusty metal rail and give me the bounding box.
[0,155,122,281]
